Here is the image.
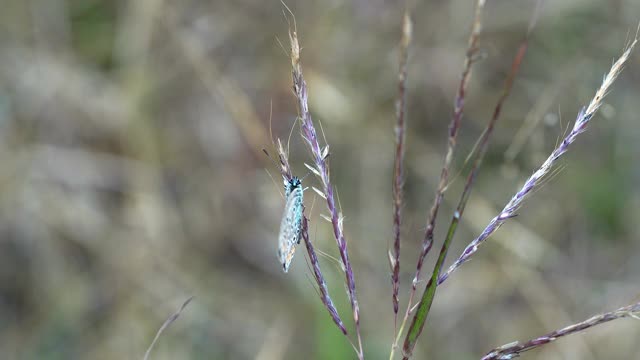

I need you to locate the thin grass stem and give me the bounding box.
[439,38,637,285]
[391,9,412,327]
[482,301,640,359]
[401,30,531,359]
[389,1,485,358]
[286,19,364,359]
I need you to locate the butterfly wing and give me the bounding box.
[278,186,304,272]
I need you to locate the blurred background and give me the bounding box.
[0,0,639,359]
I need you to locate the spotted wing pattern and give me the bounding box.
[278,177,304,272]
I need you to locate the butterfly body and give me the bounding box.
[278,176,304,272]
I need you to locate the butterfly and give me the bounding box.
[278,176,304,272]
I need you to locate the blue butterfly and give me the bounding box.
[278,176,304,272]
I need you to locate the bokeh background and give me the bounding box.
[1,0,640,359]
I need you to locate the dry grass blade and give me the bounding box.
[143,296,194,360]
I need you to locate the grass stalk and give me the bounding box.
[439,38,637,284]
[482,301,640,359]
[268,140,349,337]
[389,1,485,358]
[301,217,349,335]
[391,9,412,325]
[401,30,531,359]
[411,0,486,291]
[287,22,365,359]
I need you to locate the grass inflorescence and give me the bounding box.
[274,3,639,359]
